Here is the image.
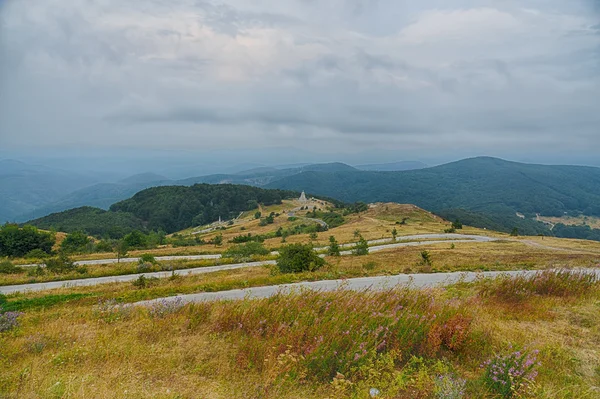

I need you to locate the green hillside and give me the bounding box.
[267,157,600,236]
[27,206,146,238]
[110,184,297,233]
[27,185,298,237]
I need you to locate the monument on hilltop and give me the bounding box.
[299,191,308,202]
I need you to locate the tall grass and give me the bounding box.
[187,287,473,383]
[478,269,598,302]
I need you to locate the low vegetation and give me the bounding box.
[1,270,598,397]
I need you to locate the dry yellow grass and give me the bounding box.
[2,276,599,398]
[537,215,600,229]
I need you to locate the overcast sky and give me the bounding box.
[0,0,599,164]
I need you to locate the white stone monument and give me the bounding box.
[299,191,308,202]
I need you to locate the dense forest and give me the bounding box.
[27,207,146,238]
[28,185,298,237]
[267,157,600,239]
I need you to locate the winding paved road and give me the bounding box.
[135,268,600,305]
[4,233,596,294]
[0,261,277,295]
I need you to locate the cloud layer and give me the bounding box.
[1,0,599,156]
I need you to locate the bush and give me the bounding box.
[0,260,23,275]
[94,240,114,253]
[60,231,91,253]
[0,224,55,257]
[328,236,340,256]
[353,236,369,256]
[132,275,158,289]
[24,249,51,260]
[223,242,270,261]
[420,250,432,266]
[139,254,157,264]
[277,244,325,273]
[136,262,154,273]
[45,253,76,274]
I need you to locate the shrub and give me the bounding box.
[45,253,76,274]
[60,231,91,253]
[0,224,55,257]
[210,234,223,246]
[0,308,23,332]
[223,242,270,261]
[132,275,158,289]
[363,261,377,271]
[136,262,154,273]
[353,236,369,256]
[482,349,539,398]
[0,260,23,274]
[328,236,341,256]
[27,266,46,277]
[24,249,51,259]
[451,220,463,230]
[277,244,325,273]
[420,251,432,266]
[139,254,157,264]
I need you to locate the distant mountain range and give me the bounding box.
[11,156,600,241]
[8,161,414,223]
[265,157,600,235]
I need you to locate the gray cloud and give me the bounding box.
[1,0,599,158]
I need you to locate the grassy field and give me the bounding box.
[537,215,600,229]
[1,270,599,398]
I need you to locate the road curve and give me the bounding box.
[0,261,277,295]
[5,233,592,294]
[134,268,600,305]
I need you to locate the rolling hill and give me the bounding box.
[28,185,299,237]
[266,157,600,236]
[11,163,351,222]
[0,159,106,223]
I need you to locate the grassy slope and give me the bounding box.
[5,202,600,286]
[1,271,599,398]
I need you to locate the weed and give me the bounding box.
[363,261,377,271]
[434,374,466,399]
[132,275,158,289]
[482,348,539,398]
[478,269,598,303]
[0,307,23,332]
[148,297,185,318]
[95,299,133,323]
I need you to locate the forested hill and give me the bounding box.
[110,184,297,232]
[267,157,600,235]
[28,184,298,237]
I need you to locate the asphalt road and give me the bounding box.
[0,260,277,295]
[20,233,486,268]
[5,233,591,294]
[134,268,600,305]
